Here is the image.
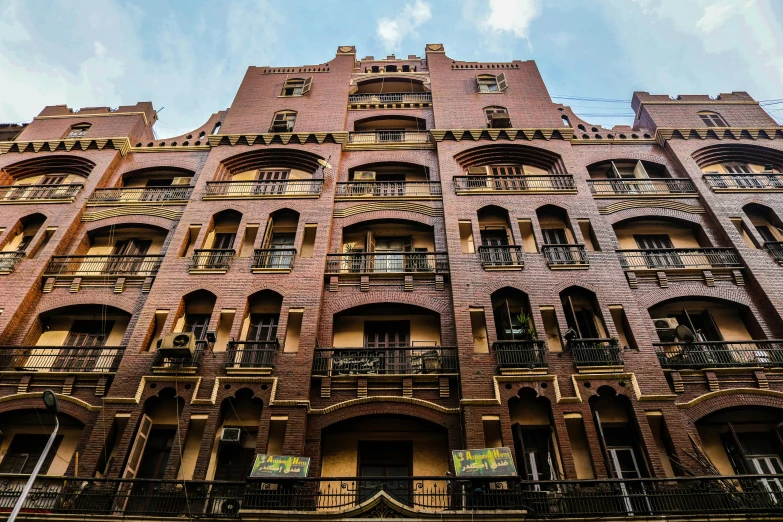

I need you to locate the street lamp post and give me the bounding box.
[7,390,60,522]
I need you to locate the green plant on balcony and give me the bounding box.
[515,312,539,340]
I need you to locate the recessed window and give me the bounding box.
[699,111,728,127]
[270,111,297,133]
[477,73,508,93]
[280,77,312,97]
[484,106,511,128]
[66,123,91,138]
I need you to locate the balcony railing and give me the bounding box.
[88,186,193,204]
[704,174,783,191]
[0,183,83,202]
[477,245,524,268]
[225,340,279,369]
[312,346,458,376]
[153,342,205,370]
[203,180,323,198]
[348,131,431,145]
[764,242,783,265]
[45,255,163,277]
[0,251,24,273]
[349,92,432,104]
[588,178,696,196]
[454,175,576,193]
[655,340,783,369]
[0,346,124,372]
[542,244,589,267]
[493,340,547,368]
[326,252,449,274]
[571,339,623,366]
[617,248,742,270]
[190,249,235,271]
[335,181,442,198]
[252,248,296,271]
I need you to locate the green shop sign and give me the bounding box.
[451,447,517,477]
[249,454,310,478]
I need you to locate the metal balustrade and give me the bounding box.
[0,346,124,372]
[88,186,193,204]
[493,340,547,368]
[454,175,575,193]
[588,178,696,196]
[204,180,323,198]
[335,181,441,198]
[0,183,83,202]
[225,340,279,369]
[477,245,524,268]
[312,347,458,376]
[252,249,296,270]
[704,174,783,191]
[617,248,742,270]
[764,242,783,264]
[45,255,163,276]
[153,342,205,369]
[348,131,431,144]
[325,252,449,274]
[349,92,432,104]
[655,340,783,369]
[0,251,24,273]
[542,244,588,267]
[190,249,235,271]
[571,339,623,366]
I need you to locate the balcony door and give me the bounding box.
[128,428,177,514]
[52,319,115,371]
[255,169,289,195]
[28,175,66,199]
[634,234,682,269]
[364,321,410,374]
[725,163,764,188]
[674,309,732,364]
[241,314,279,366]
[265,232,295,268]
[481,228,512,265]
[207,233,235,268]
[511,425,556,485]
[109,238,152,274]
[184,313,211,342]
[723,427,783,502]
[542,228,576,264]
[358,441,412,505]
[374,237,408,273]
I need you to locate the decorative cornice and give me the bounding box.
[307,396,460,415]
[130,145,210,153]
[641,100,760,106]
[430,128,567,142]
[676,387,783,408]
[333,202,443,218]
[0,137,131,156]
[81,206,184,222]
[34,111,151,126]
[598,200,705,215]
[655,127,783,146]
[207,132,348,147]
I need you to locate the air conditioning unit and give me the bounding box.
[467,166,489,176]
[270,122,290,133]
[159,332,196,358]
[653,317,679,330]
[354,171,376,181]
[490,112,511,128]
[220,427,242,445]
[171,177,192,185]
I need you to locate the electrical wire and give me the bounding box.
[174,377,194,521]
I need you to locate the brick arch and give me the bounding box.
[551,278,601,296]
[532,201,578,215]
[692,142,783,170]
[636,285,753,311]
[308,400,460,431]
[337,209,442,229]
[323,291,451,316]
[83,216,173,234]
[603,208,708,228]
[242,282,290,300]
[680,389,783,423]
[583,153,673,171]
[0,394,97,426]
[34,293,141,316]
[117,164,196,179]
[486,281,536,296]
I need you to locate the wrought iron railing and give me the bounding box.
[477,245,524,268]
[349,92,432,104]
[335,181,442,198]
[655,340,783,369]
[454,175,575,192]
[493,340,547,368]
[252,248,296,270]
[153,342,205,369]
[0,183,83,202]
[588,178,696,196]
[225,340,279,369]
[190,249,235,271]
[617,248,742,270]
[326,252,449,274]
[764,242,783,264]
[88,186,193,204]
[204,180,323,198]
[0,346,124,372]
[348,131,431,144]
[0,251,25,273]
[312,347,458,376]
[571,339,623,366]
[45,255,163,276]
[542,244,589,267]
[704,174,783,191]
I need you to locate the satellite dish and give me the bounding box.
[563,328,578,341]
[676,324,696,343]
[317,158,333,170]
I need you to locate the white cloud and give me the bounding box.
[376,0,432,52]
[482,0,541,40]
[695,3,736,33]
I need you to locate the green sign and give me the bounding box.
[452,447,517,477]
[249,454,310,478]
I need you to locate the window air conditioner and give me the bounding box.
[490,112,511,128]
[271,122,290,133]
[354,171,376,181]
[220,427,242,444]
[158,332,196,358]
[653,317,679,342]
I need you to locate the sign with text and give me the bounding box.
[249,454,310,478]
[451,447,517,477]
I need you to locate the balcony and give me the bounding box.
[493,340,547,369]
[477,245,524,270]
[542,244,589,269]
[617,248,742,271]
[203,179,323,199]
[588,178,696,197]
[326,252,449,275]
[571,338,623,367]
[225,340,278,372]
[88,186,193,205]
[655,340,783,369]
[251,248,296,273]
[335,181,442,200]
[764,242,783,265]
[0,346,124,373]
[189,249,235,273]
[349,92,432,109]
[704,174,783,192]
[454,175,576,195]
[0,251,24,274]
[152,342,205,373]
[346,131,432,149]
[45,255,163,277]
[312,346,458,376]
[0,183,83,203]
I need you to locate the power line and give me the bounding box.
[551,95,629,103]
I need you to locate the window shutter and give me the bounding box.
[592,411,615,478]
[633,161,648,179]
[301,77,312,95]
[512,423,529,479]
[497,73,508,91]
[123,414,153,479]
[564,295,581,338]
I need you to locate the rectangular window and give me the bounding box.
[459,220,474,253]
[65,320,114,347]
[239,225,259,258]
[470,307,489,353]
[0,434,64,474]
[542,228,568,245]
[182,225,201,257]
[578,219,600,251]
[518,219,538,253]
[731,218,759,248]
[540,306,563,352]
[95,414,130,477]
[267,416,288,455]
[284,308,303,353]
[214,310,235,353]
[146,310,169,352]
[609,305,637,350]
[30,227,56,259]
[178,416,207,481]
[301,224,317,258]
[564,414,595,479]
[482,416,503,448]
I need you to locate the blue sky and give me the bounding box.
[1,0,781,137]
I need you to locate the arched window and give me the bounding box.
[270,111,297,133]
[280,77,312,97]
[477,73,508,93]
[699,111,728,128]
[484,106,511,128]
[65,122,91,138]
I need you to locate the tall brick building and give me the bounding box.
[0,44,781,520]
